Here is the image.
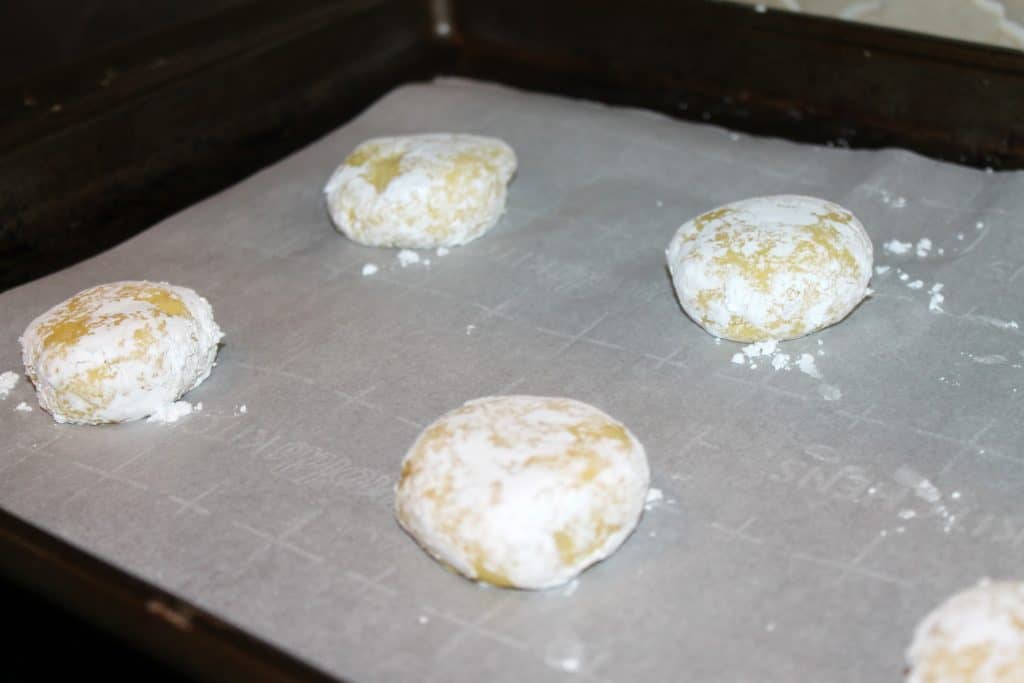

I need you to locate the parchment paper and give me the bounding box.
[1,79,1023,682]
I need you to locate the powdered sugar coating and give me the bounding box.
[324,134,517,249]
[666,195,873,342]
[394,396,649,590]
[20,281,223,424]
[907,581,1024,683]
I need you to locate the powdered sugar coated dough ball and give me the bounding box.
[666,195,873,342]
[395,396,649,590]
[21,281,223,424]
[324,133,517,248]
[907,581,1024,683]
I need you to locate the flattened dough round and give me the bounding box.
[666,195,873,342]
[907,581,1024,683]
[20,281,223,424]
[324,133,517,248]
[394,396,650,590]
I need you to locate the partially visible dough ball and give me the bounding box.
[20,281,223,424]
[324,133,517,249]
[666,195,873,342]
[395,396,649,590]
[907,580,1024,683]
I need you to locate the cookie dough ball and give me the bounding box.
[666,195,873,342]
[324,133,517,249]
[907,581,1024,683]
[20,281,223,424]
[395,396,649,589]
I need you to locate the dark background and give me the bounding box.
[0,1,250,89]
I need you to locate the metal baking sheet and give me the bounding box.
[1,78,1023,682]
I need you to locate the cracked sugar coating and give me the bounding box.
[666,195,873,342]
[395,396,650,590]
[907,581,1024,683]
[20,281,223,424]
[324,133,517,248]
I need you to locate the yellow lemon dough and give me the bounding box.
[666,195,873,342]
[323,133,517,248]
[394,396,650,589]
[907,581,1024,683]
[20,281,223,424]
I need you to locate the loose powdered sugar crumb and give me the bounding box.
[817,384,842,401]
[147,401,194,424]
[742,340,778,358]
[915,238,932,258]
[875,265,890,275]
[14,402,31,412]
[929,283,945,313]
[0,371,18,399]
[731,352,746,365]
[397,250,420,267]
[436,246,450,257]
[798,353,822,379]
[884,240,913,255]
[361,263,379,276]
[771,353,792,371]
[907,280,924,290]
[645,488,665,509]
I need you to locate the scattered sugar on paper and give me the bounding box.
[915,238,932,258]
[971,354,1007,365]
[878,189,907,208]
[396,249,420,267]
[883,240,913,255]
[899,509,917,520]
[731,352,745,365]
[976,221,985,230]
[418,615,429,625]
[771,353,792,371]
[875,265,890,275]
[0,371,18,399]
[435,246,450,257]
[907,280,924,290]
[147,401,194,424]
[899,271,910,282]
[361,263,379,276]
[14,402,31,412]
[645,488,664,510]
